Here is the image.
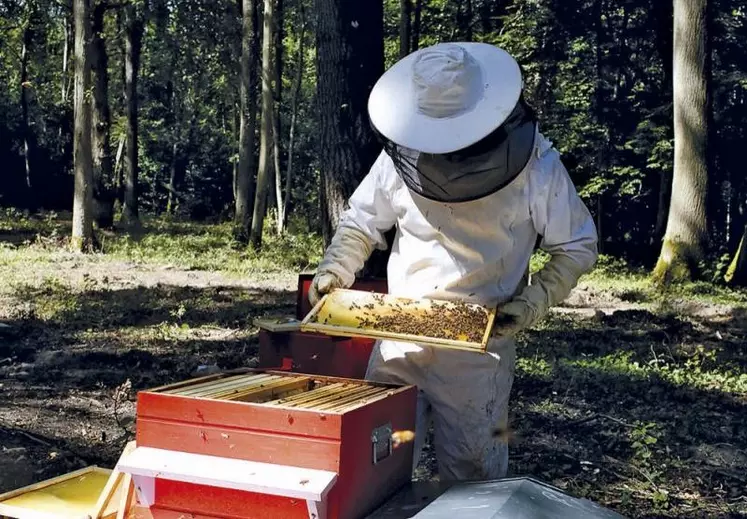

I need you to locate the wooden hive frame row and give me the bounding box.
[153,371,396,413]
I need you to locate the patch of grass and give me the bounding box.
[100,219,323,274]
[0,212,323,276]
[575,254,747,308]
[14,276,81,321]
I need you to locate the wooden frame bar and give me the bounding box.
[223,377,313,403]
[169,374,277,397]
[262,383,349,407]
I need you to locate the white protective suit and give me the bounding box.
[311,130,598,482]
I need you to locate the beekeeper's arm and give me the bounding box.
[309,152,398,305]
[493,147,598,336]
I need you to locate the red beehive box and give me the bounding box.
[257,275,388,379]
[118,369,417,519]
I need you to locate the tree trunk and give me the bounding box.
[653,0,710,285]
[412,0,421,51]
[121,4,144,227]
[465,0,473,41]
[62,15,71,103]
[282,1,306,231]
[91,1,114,228]
[273,0,284,234]
[234,0,259,243]
[166,141,179,215]
[249,0,275,249]
[71,0,94,252]
[399,0,411,58]
[20,8,34,201]
[113,134,125,197]
[315,0,388,276]
[593,0,605,252]
[725,225,747,286]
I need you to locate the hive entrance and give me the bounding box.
[159,372,393,412]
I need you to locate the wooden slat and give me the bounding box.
[262,383,348,407]
[332,389,397,413]
[136,418,341,472]
[150,373,228,394]
[280,384,362,409]
[208,376,302,401]
[192,376,284,399]
[223,377,312,403]
[115,473,134,519]
[118,446,338,501]
[293,386,373,410]
[173,374,277,397]
[170,373,273,396]
[315,387,389,412]
[195,375,284,399]
[91,441,136,518]
[136,392,343,440]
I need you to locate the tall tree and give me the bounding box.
[281,0,306,231]
[91,1,114,228]
[234,0,259,242]
[273,0,285,234]
[71,0,94,251]
[61,11,71,103]
[19,2,35,201]
[315,0,387,275]
[249,0,275,248]
[653,0,711,284]
[121,3,144,227]
[412,0,422,51]
[399,0,411,58]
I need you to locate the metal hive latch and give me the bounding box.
[371,423,393,465]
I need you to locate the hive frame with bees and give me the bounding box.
[300,289,496,353]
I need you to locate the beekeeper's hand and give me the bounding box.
[491,300,533,338]
[308,226,374,307]
[309,272,344,307]
[492,254,591,337]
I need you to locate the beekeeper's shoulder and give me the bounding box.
[525,132,566,197]
[369,149,402,191]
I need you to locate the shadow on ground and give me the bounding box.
[504,309,746,518]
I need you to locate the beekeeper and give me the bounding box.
[309,42,598,482]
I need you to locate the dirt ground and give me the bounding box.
[0,252,745,518]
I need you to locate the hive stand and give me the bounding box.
[117,447,337,519]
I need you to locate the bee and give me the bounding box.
[391,430,416,448]
[491,426,516,444]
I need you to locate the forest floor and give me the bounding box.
[0,212,745,518]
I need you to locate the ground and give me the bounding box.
[0,215,745,518]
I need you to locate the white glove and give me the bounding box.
[491,300,533,338]
[493,253,591,337]
[308,226,374,306]
[309,272,343,307]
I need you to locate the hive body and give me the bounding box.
[127,369,417,519]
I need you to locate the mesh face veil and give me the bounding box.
[378,97,538,203]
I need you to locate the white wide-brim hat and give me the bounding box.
[368,42,523,155]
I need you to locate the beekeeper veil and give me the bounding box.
[368,42,537,203]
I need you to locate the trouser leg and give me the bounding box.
[426,339,516,482]
[365,341,433,474]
